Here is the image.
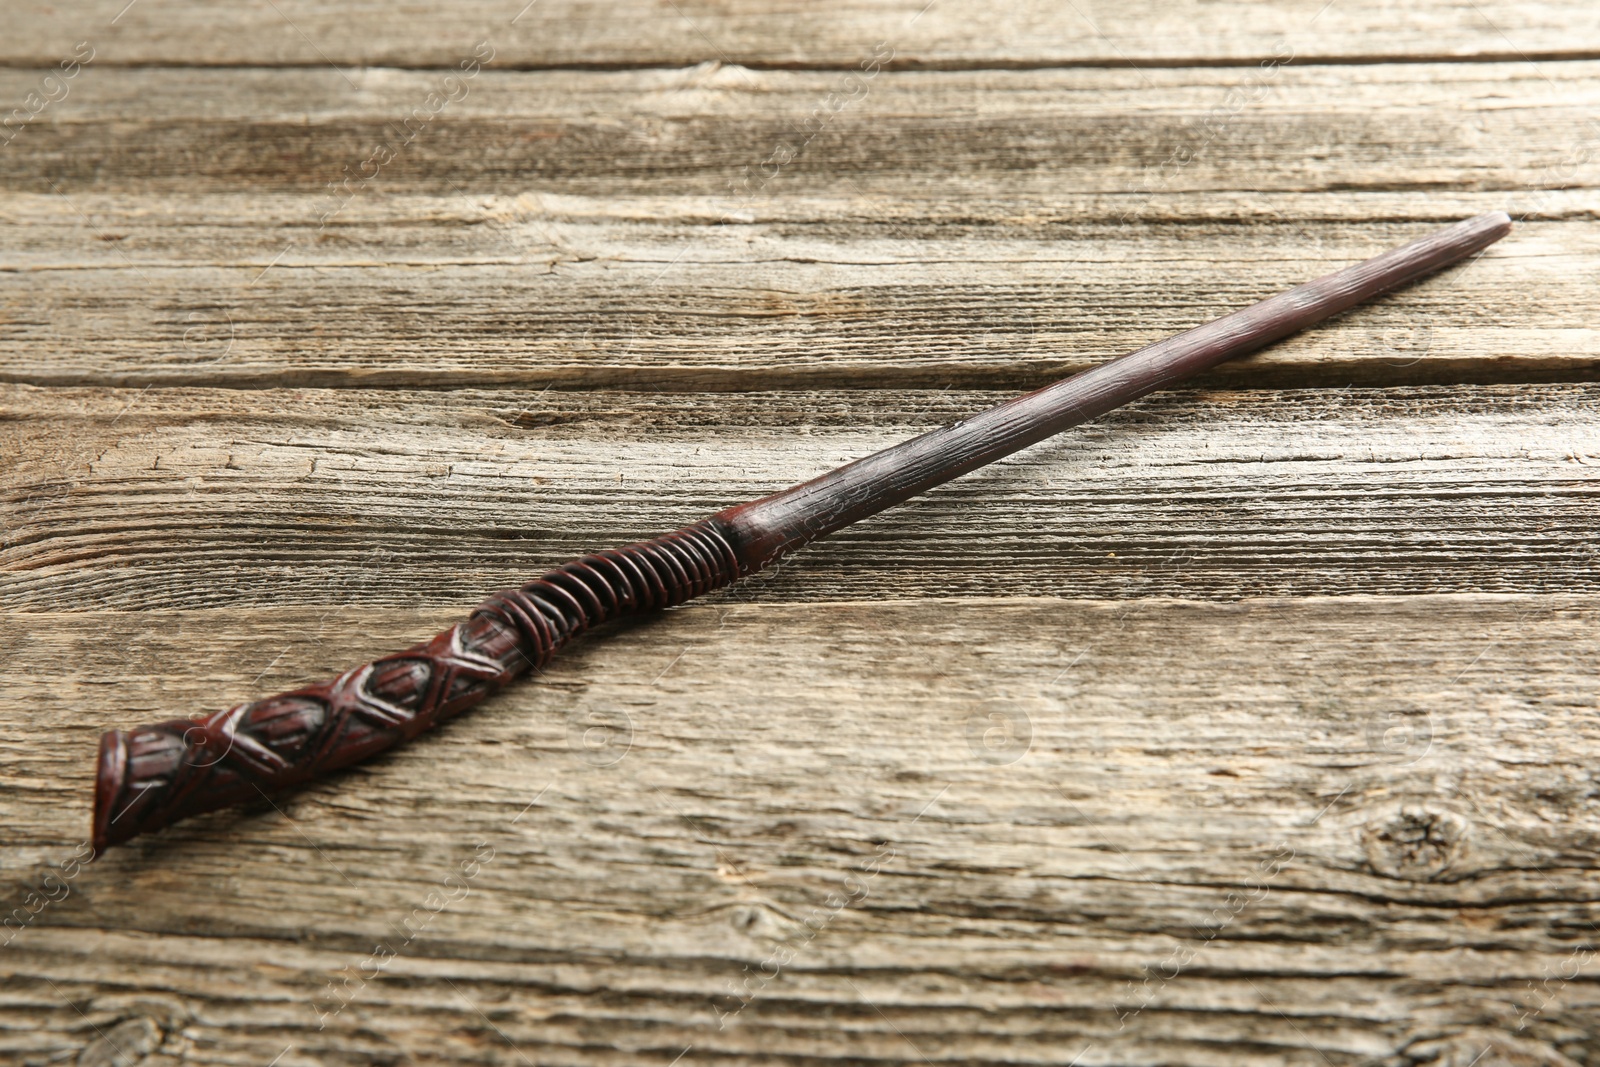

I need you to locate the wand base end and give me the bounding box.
[91,729,130,859]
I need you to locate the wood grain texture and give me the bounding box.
[3,0,1600,68]
[5,0,1600,1061]
[4,595,1600,1065]
[5,63,1599,198]
[3,59,1597,389]
[5,383,1599,612]
[0,192,1593,389]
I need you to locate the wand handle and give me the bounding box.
[93,520,748,854]
[93,213,1511,854]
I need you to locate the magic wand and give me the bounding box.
[92,211,1512,855]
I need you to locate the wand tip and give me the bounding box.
[1481,209,1513,235]
[1460,210,1513,247]
[1449,211,1514,262]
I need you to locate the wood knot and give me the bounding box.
[1364,806,1470,881]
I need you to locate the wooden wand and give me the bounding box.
[92,212,1512,855]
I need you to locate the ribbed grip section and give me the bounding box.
[92,518,743,854]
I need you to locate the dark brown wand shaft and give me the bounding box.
[93,212,1512,855]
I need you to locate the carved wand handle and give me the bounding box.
[93,212,1512,854]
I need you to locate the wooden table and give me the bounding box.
[3,2,1599,1063]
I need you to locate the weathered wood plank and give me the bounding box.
[5,64,1598,197]
[2,1,1597,1061]
[3,60,1595,389]
[4,383,1599,611]
[3,594,1598,1064]
[3,0,1599,69]
[0,192,1591,389]
[0,194,1593,390]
